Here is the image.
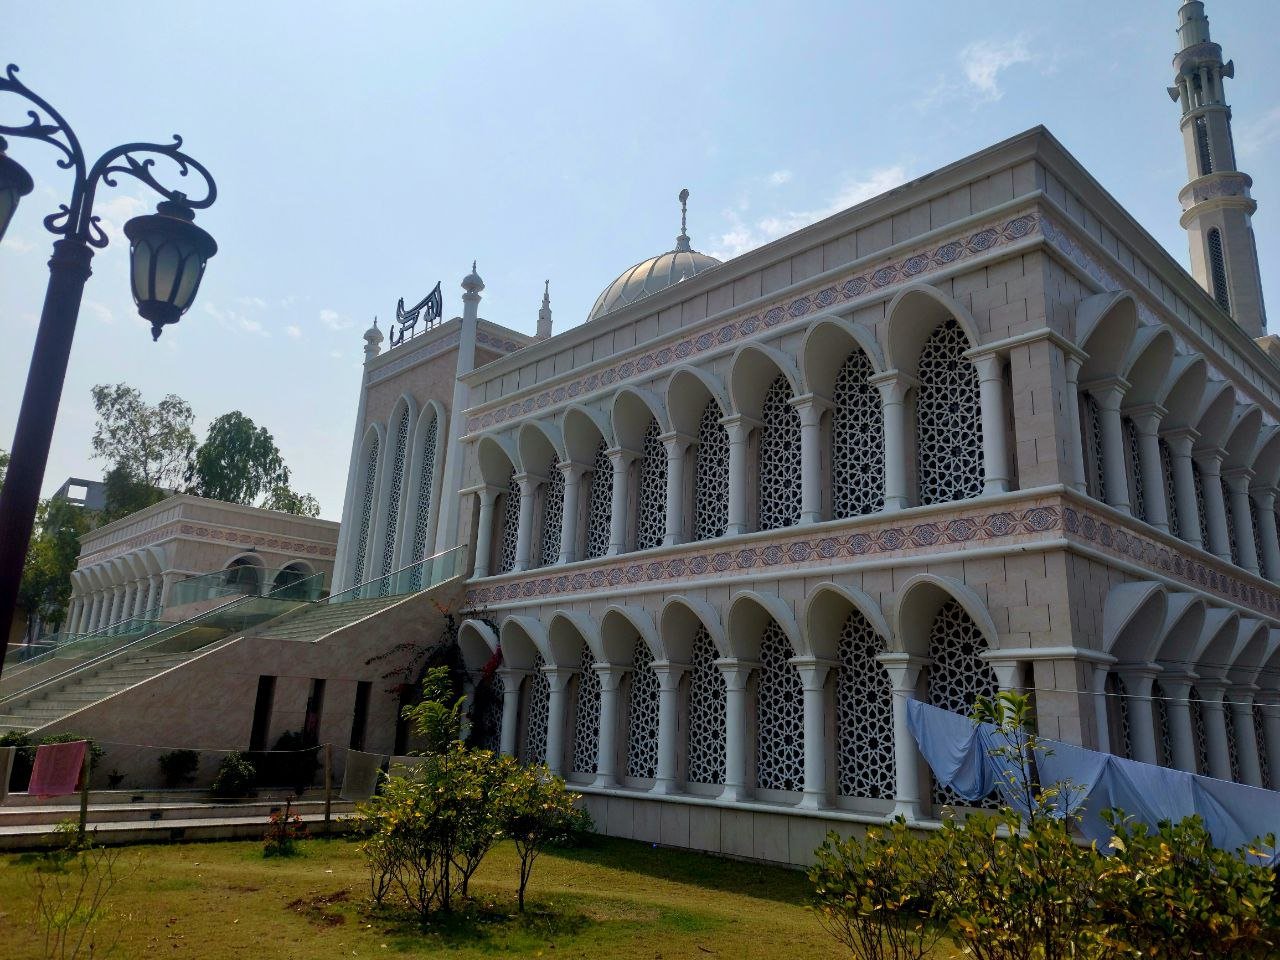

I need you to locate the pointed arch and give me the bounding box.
[547,610,597,667]
[659,595,726,662]
[372,395,417,590]
[402,398,447,572]
[561,404,612,463]
[666,365,729,437]
[476,433,518,486]
[1193,381,1237,445]
[803,582,891,661]
[1152,593,1207,670]
[458,619,499,673]
[1120,327,1176,409]
[1158,356,1210,431]
[516,420,565,473]
[611,387,668,451]
[348,422,385,588]
[498,616,546,671]
[1228,620,1276,688]
[800,315,886,397]
[600,605,657,664]
[1249,426,1280,490]
[725,590,801,661]
[1075,291,1140,383]
[1222,406,1263,471]
[1102,581,1169,662]
[1190,608,1243,681]
[892,574,999,658]
[883,283,980,379]
[728,342,803,420]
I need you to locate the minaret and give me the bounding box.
[1169,1,1267,336]
[433,262,483,555]
[333,318,386,591]
[536,280,553,340]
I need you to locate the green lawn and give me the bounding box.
[0,835,858,959]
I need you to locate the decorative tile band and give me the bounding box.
[1063,506,1280,618]
[465,211,1043,434]
[463,502,1061,606]
[177,524,337,558]
[78,522,181,568]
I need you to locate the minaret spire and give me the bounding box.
[675,188,692,252]
[1170,1,1267,336]
[536,279,553,340]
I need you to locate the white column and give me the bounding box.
[1091,664,1113,752]
[131,579,148,620]
[720,415,755,536]
[1064,356,1087,493]
[792,657,834,810]
[660,432,691,547]
[606,447,637,555]
[593,664,627,787]
[1161,677,1199,773]
[1230,691,1263,787]
[557,462,586,565]
[870,371,915,512]
[1198,682,1234,781]
[543,666,575,776]
[108,585,125,630]
[1093,380,1132,513]
[1129,406,1170,532]
[1167,430,1203,549]
[878,654,926,821]
[1225,470,1260,574]
[1257,695,1280,785]
[1252,488,1280,582]
[971,352,1011,496]
[1118,668,1159,765]
[650,661,688,795]
[471,487,501,579]
[790,394,829,524]
[150,575,164,614]
[433,269,482,554]
[85,593,103,633]
[512,472,539,573]
[497,668,527,758]
[716,659,756,803]
[65,598,82,635]
[1196,451,1232,561]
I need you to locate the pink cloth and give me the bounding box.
[29,741,87,798]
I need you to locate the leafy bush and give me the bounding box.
[157,749,200,788]
[210,752,257,799]
[263,798,308,858]
[351,666,589,919]
[249,731,319,794]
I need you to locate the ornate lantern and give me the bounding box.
[123,193,218,339]
[0,137,34,245]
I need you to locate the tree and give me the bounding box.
[0,446,9,485]
[189,411,290,506]
[90,383,195,491]
[260,484,321,518]
[99,464,168,524]
[17,498,92,635]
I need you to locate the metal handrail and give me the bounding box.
[324,544,467,606]
[0,571,325,707]
[3,611,171,682]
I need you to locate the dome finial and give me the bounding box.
[676,188,691,252]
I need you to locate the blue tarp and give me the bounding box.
[905,699,1280,861]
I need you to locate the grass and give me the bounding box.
[0,834,855,959]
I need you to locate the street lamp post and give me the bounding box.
[0,64,218,680]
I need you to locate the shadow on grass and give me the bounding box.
[544,835,815,906]
[369,900,594,953]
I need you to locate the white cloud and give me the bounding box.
[319,308,352,331]
[236,295,268,309]
[768,169,792,186]
[286,324,303,340]
[1238,104,1280,157]
[916,35,1035,110]
[706,165,911,261]
[84,300,114,325]
[203,301,269,337]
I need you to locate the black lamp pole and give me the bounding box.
[0,65,218,680]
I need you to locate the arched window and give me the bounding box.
[408,413,438,589]
[538,458,564,568]
[693,400,730,541]
[351,434,380,586]
[1080,394,1106,502]
[584,440,613,560]
[1190,687,1209,775]
[497,469,520,575]
[686,626,726,785]
[1255,704,1271,789]
[1106,673,1131,758]
[1208,228,1230,313]
[469,672,503,753]
[756,620,804,792]
[1192,463,1210,548]
[522,654,549,765]
[571,647,601,776]
[835,610,895,799]
[917,319,983,505]
[1152,680,1172,767]
[1194,115,1214,175]
[626,638,660,779]
[1159,438,1181,537]
[1252,504,1266,578]
[1123,416,1145,521]
[1221,477,1239,565]
[378,406,411,593]
[927,599,998,806]
[635,418,667,551]
[758,375,802,530]
[832,350,885,518]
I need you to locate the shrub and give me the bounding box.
[263,798,308,857]
[157,749,200,788]
[29,820,137,959]
[210,752,257,799]
[501,765,584,912]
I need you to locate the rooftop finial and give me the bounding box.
[537,279,553,340]
[676,188,692,252]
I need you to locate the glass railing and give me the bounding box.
[168,566,326,607]
[329,545,467,605]
[0,572,325,707]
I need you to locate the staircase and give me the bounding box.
[0,653,191,733]
[253,594,406,642]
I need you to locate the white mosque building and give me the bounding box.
[24,1,1280,863]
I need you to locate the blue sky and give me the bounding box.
[2,1,1278,519]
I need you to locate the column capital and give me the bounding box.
[513,470,546,492]
[789,655,838,689]
[714,658,759,690]
[591,662,630,691]
[1250,484,1279,503]
[605,445,642,466]
[1195,678,1230,701]
[978,654,1023,692]
[718,412,762,434]
[557,459,591,480]
[1193,446,1226,471]
[868,368,918,402]
[541,665,578,693]
[1223,466,1255,488]
[1081,375,1131,410]
[651,660,689,688]
[657,430,695,452]
[965,349,1006,381]
[1123,403,1168,432]
[476,483,504,506]
[496,665,531,683]
[876,652,928,690]
[1163,426,1200,453]
[788,392,832,417]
